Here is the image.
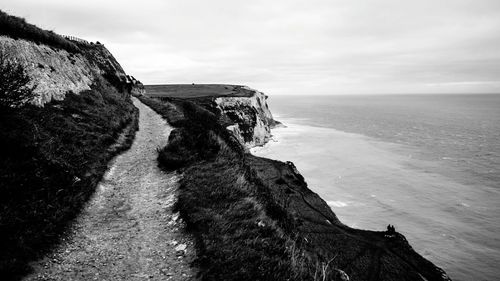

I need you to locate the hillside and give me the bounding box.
[138,86,452,281]
[0,10,140,279]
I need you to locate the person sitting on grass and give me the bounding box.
[386,224,396,235]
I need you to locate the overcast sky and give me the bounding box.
[1,0,500,95]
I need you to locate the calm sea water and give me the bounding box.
[251,94,500,281]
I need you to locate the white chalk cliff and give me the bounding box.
[214,86,278,149]
[0,36,127,106]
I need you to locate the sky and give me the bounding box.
[1,0,500,95]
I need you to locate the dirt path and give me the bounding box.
[24,97,197,281]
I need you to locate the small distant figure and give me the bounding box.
[385,224,396,238]
[191,83,195,85]
[386,224,395,234]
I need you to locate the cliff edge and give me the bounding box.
[139,86,452,281]
[214,86,278,148]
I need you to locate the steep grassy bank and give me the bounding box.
[0,9,79,53]
[138,95,325,280]
[0,77,138,279]
[139,93,452,281]
[0,9,146,279]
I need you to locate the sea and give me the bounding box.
[250,94,500,281]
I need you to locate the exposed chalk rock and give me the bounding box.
[215,86,278,148]
[0,36,128,106]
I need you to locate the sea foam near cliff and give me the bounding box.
[251,94,500,281]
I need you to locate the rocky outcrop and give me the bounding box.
[215,86,278,148]
[0,36,128,106]
[127,75,146,96]
[130,85,146,96]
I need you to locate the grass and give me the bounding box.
[136,95,185,126]
[176,157,304,281]
[140,93,452,281]
[0,77,138,279]
[137,95,242,169]
[0,9,80,53]
[145,84,255,98]
[138,95,316,280]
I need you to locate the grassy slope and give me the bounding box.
[0,77,138,279]
[138,95,313,280]
[0,9,80,53]
[139,94,451,281]
[0,10,139,279]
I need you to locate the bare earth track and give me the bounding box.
[24,98,197,281]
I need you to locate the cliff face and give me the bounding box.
[204,88,452,280]
[0,36,127,106]
[215,86,277,148]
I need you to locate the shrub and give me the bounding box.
[0,50,36,109]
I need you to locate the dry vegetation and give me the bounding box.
[0,11,142,279]
[0,77,138,279]
[0,49,36,109]
[138,95,322,280]
[0,9,80,53]
[139,93,451,281]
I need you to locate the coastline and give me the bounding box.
[250,116,498,281]
[139,88,453,281]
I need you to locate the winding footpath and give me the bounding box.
[25,98,197,281]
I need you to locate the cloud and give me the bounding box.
[1,0,499,94]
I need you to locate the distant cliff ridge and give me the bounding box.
[142,84,280,148]
[215,86,277,148]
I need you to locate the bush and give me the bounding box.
[0,50,36,109]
